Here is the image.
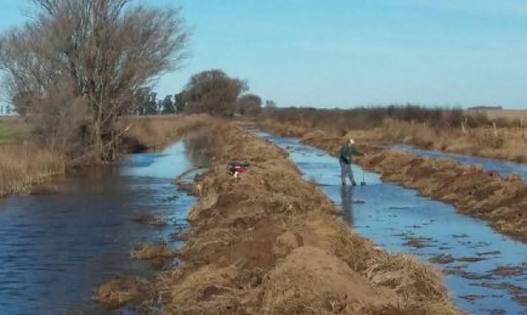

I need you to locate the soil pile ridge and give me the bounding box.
[362,150,527,241]
[152,122,459,314]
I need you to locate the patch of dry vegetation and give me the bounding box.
[93,276,151,309]
[0,118,30,144]
[370,119,527,163]
[261,106,527,162]
[362,151,527,241]
[124,114,213,151]
[0,144,65,198]
[131,244,176,260]
[131,213,168,226]
[146,123,459,314]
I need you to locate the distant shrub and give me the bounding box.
[263,105,468,133]
[182,70,247,117]
[238,94,262,116]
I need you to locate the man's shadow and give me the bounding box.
[340,185,354,224]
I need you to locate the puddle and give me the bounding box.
[0,141,199,314]
[254,130,527,314]
[389,144,527,180]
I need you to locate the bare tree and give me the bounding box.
[0,0,189,161]
[183,69,247,117]
[238,93,262,116]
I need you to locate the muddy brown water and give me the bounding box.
[255,130,527,315]
[0,141,200,314]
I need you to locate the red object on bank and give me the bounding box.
[228,162,249,178]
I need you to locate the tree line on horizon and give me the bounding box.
[130,69,276,117]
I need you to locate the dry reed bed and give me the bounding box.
[260,117,527,163]
[145,122,459,314]
[260,119,527,242]
[0,115,210,198]
[0,144,65,197]
[125,114,213,150]
[369,119,527,163]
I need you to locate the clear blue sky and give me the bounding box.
[1,0,527,109]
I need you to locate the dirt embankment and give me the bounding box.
[362,152,527,241]
[146,122,459,314]
[259,120,527,242]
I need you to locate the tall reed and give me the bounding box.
[0,144,65,197]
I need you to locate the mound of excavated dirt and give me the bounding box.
[145,122,460,314]
[260,246,394,314]
[361,151,527,241]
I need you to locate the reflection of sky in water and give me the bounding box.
[255,131,527,315]
[122,142,193,179]
[0,141,196,314]
[390,144,527,180]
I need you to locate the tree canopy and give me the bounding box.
[0,0,189,161]
[182,69,247,117]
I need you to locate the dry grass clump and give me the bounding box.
[146,122,460,314]
[130,244,176,260]
[93,276,150,309]
[366,254,450,304]
[260,246,393,314]
[125,114,213,151]
[158,265,244,314]
[0,144,65,197]
[131,212,167,226]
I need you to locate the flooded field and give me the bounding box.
[0,142,196,314]
[255,131,527,314]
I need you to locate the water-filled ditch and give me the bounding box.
[256,131,527,314]
[0,141,198,314]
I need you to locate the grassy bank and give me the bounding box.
[259,120,527,242]
[0,118,30,144]
[261,107,527,163]
[103,122,459,313]
[125,114,213,151]
[0,144,65,197]
[0,115,212,198]
[0,118,65,197]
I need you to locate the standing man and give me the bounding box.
[339,138,362,186]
